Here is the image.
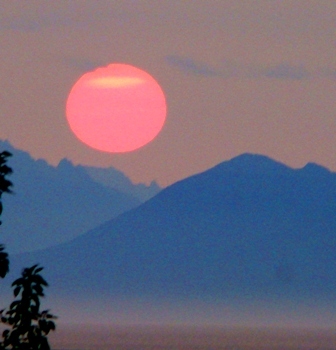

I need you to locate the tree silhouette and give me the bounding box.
[0,151,12,278]
[0,265,56,350]
[0,151,56,349]
[0,151,13,219]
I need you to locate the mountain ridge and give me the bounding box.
[9,153,336,305]
[0,140,159,253]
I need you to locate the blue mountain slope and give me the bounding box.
[0,140,141,253]
[10,154,336,302]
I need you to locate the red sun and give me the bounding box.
[66,64,167,153]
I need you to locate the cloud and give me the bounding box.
[320,68,336,80]
[0,18,40,32]
[166,55,319,81]
[165,55,220,77]
[61,57,103,72]
[261,64,310,80]
[0,15,77,33]
[0,13,74,32]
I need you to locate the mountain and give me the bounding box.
[0,140,156,253]
[9,154,336,304]
[82,165,160,202]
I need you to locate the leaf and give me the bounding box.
[11,277,24,287]
[0,245,9,278]
[38,319,47,333]
[47,321,56,331]
[13,286,21,297]
[30,264,39,272]
[33,284,43,295]
[31,274,48,286]
[0,252,56,348]
[9,300,20,309]
[31,294,41,309]
[6,309,15,316]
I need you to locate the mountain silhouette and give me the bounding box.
[10,154,336,303]
[82,165,160,202]
[0,140,157,253]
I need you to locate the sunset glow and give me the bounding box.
[66,64,167,153]
[86,76,145,88]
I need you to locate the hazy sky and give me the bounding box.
[1,1,336,186]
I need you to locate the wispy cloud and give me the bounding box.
[165,55,220,77]
[261,64,310,80]
[0,13,75,32]
[0,2,86,33]
[61,57,102,72]
[319,67,336,80]
[166,55,335,81]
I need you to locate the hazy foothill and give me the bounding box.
[2,143,336,328]
[0,143,159,348]
[0,140,160,254]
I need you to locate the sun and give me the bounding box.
[66,63,167,153]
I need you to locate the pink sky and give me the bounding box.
[1,1,336,186]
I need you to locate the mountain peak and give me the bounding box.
[57,158,73,166]
[213,153,292,175]
[57,158,77,173]
[300,162,332,176]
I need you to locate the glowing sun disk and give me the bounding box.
[66,63,167,153]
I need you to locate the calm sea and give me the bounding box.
[49,324,336,350]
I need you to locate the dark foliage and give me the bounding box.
[0,151,12,278]
[0,151,56,348]
[0,245,9,279]
[0,265,56,350]
[0,151,13,220]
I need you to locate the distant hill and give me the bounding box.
[82,165,160,202]
[0,140,159,253]
[11,153,336,304]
